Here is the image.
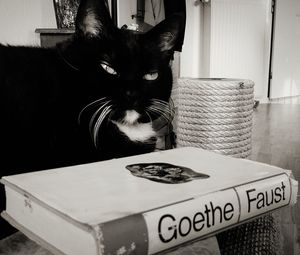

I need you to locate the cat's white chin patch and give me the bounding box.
[112,121,155,143]
[112,110,156,142]
[124,110,140,125]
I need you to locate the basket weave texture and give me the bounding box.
[217,212,282,255]
[175,78,283,254]
[176,78,254,158]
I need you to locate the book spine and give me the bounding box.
[97,173,297,255]
[145,189,240,254]
[235,174,292,221]
[96,214,149,255]
[144,173,294,254]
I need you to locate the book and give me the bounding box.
[1,147,298,255]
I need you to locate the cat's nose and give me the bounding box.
[125,90,138,100]
[125,90,139,108]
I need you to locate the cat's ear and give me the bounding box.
[145,13,186,53]
[75,0,115,39]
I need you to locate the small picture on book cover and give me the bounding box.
[126,163,210,184]
[53,0,80,28]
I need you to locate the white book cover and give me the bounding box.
[1,147,298,255]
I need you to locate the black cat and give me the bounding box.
[0,0,185,238]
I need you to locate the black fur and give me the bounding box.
[0,0,185,238]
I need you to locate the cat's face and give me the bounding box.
[81,28,174,122]
[62,0,185,147]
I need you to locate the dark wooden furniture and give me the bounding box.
[35,29,74,48]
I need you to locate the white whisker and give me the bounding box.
[148,106,167,117]
[145,110,153,124]
[93,105,113,148]
[94,105,112,134]
[147,98,175,124]
[147,107,170,123]
[150,98,175,114]
[151,106,173,118]
[78,97,108,124]
[88,100,112,134]
[148,105,170,117]
[150,100,168,106]
[151,100,173,110]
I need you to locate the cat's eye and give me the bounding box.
[143,72,159,81]
[100,62,118,75]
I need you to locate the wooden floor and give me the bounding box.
[250,103,300,254]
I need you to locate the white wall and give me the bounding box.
[117,0,137,28]
[180,0,272,101]
[180,1,204,78]
[270,0,300,99]
[209,0,272,101]
[0,0,56,46]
